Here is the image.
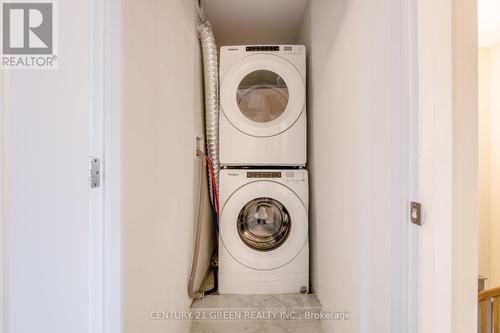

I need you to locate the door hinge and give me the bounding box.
[410,201,423,226]
[89,157,101,189]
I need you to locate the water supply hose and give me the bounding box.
[187,150,207,299]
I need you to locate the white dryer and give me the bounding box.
[219,45,306,167]
[218,169,309,294]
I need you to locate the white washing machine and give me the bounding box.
[219,45,306,167]
[218,169,309,294]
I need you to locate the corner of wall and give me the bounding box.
[452,0,479,332]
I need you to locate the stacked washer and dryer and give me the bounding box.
[218,45,309,294]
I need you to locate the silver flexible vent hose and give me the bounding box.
[188,1,219,300]
[197,21,220,194]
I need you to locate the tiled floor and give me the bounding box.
[189,294,325,333]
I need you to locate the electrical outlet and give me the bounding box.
[195,136,204,156]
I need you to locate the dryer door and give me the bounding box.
[221,54,305,138]
[220,180,308,270]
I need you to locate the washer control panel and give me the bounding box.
[241,170,306,182]
[284,170,306,183]
[246,171,281,178]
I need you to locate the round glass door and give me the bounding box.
[220,180,308,270]
[220,54,305,137]
[237,197,291,251]
[236,70,289,123]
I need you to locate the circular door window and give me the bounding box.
[236,70,289,123]
[237,197,291,251]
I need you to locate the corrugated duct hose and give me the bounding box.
[188,0,219,300]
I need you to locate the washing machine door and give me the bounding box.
[220,180,308,270]
[221,54,305,138]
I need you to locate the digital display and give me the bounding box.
[246,46,280,52]
[247,171,282,179]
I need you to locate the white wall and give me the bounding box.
[297,0,411,331]
[478,0,500,47]
[478,47,491,287]
[489,43,500,287]
[203,0,308,45]
[452,1,478,332]
[477,43,500,289]
[122,1,214,332]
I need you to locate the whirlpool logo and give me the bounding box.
[1,1,57,69]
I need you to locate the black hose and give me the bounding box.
[204,268,218,296]
[203,250,218,295]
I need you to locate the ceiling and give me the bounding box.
[202,0,500,48]
[202,0,308,46]
[478,0,500,47]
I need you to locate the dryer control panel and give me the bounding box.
[246,46,280,52]
[219,44,306,80]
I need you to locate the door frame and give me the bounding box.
[102,0,123,332]
[415,0,454,331]
[91,0,123,331]
[414,0,478,333]
[0,51,8,333]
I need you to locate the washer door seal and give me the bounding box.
[237,197,292,251]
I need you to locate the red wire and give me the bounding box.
[205,155,219,214]
[207,157,219,214]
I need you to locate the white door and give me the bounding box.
[0,1,105,332]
